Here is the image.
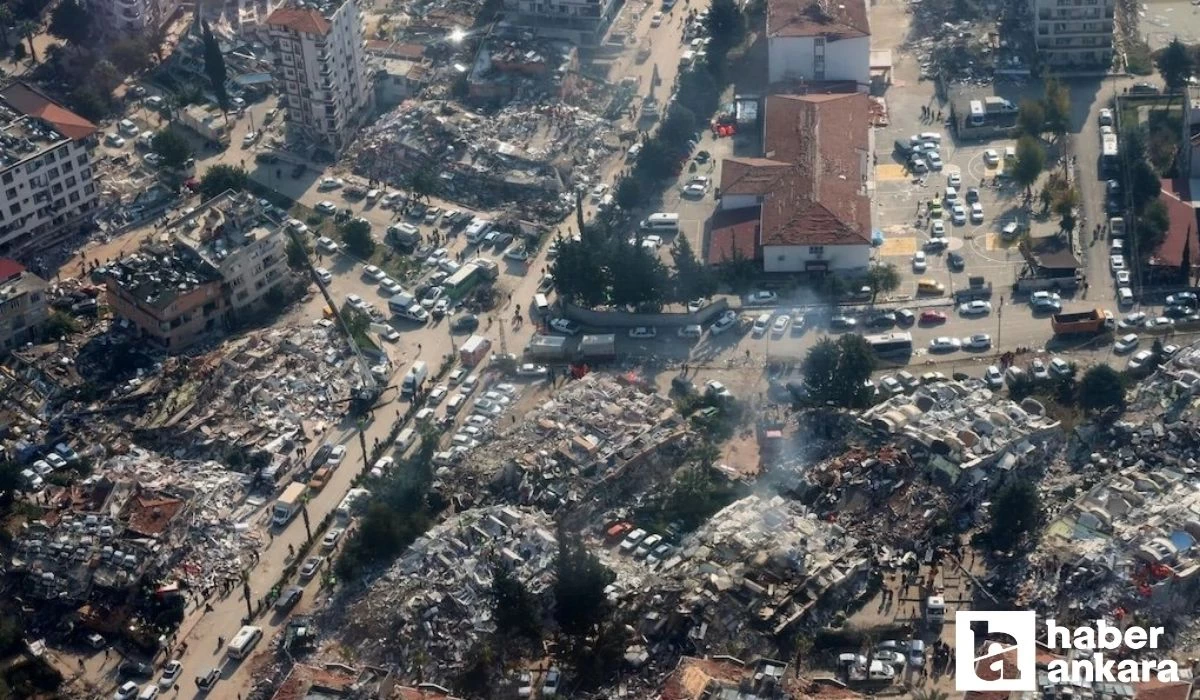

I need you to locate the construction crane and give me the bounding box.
[284,227,386,416]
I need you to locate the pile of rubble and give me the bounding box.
[348,100,621,221]
[326,506,556,676]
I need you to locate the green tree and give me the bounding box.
[1042,78,1071,142]
[614,176,644,212]
[633,139,678,181]
[1157,38,1194,95]
[48,0,89,47]
[11,39,25,62]
[491,564,542,640]
[802,335,875,407]
[552,237,607,307]
[91,59,121,96]
[1011,135,1046,196]
[151,128,193,170]
[1135,198,1171,260]
[110,36,153,74]
[660,104,698,151]
[704,0,744,55]
[16,20,36,62]
[407,168,438,205]
[864,263,900,303]
[201,21,230,116]
[1015,98,1045,139]
[0,461,23,512]
[609,243,669,309]
[42,310,80,339]
[68,86,108,121]
[286,236,312,270]
[676,67,721,121]
[671,233,716,302]
[1120,128,1164,213]
[340,217,376,258]
[989,481,1040,551]
[1077,364,1126,413]
[0,5,13,50]
[553,526,615,638]
[199,164,247,199]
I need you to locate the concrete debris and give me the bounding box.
[326,506,556,678]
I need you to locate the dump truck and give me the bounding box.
[272,482,307,526]
[1051,308,1114,335]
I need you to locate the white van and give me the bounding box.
[532,293,550,317]
[227,626,262,659]
[396,427,416,452]
[465,218,491,243]
[969,100,985,127]
[640,212,680,232]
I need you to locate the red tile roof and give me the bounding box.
[1152,179,1200,270]
[0,257,24,282]
[742,92,872,248]
[266,7,332,35]
[365,40,426,60]
[0,83,96,141]
[708,207,761,265]
[1135,679,1192,700]
[719,158,793,196]
[767,0,870,39]
[124,494,185,537]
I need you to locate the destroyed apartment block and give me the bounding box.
[466,32,578,105]
[349,99,620,220]
[331,507,557,677]
[661,655,794,700]
[859,380,1063,484]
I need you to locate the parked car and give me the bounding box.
[628,326,657,339]
[745,290,778,306]
[929,336,961,352]
[299,556,324,580]
[710,310,738,335]
[1114,333,1140,353]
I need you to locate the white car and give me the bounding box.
[143,152,164,167]
[460,374,480,393]
[930,220,946,237]
[115,681,139,700]
[628,326,657,339]
[912,251,927,272]
[1119,312,1147,329]
[428,385,448,405]
[650,10,664,24]
[1110,255,1126,273]
[1163,344,1181,358]
[420,287,445,309]
[1114,333,1140,353]
[328,444,347,465]
[316,200,337,214]
[929,336,961,352]
[958,300,992,316]
[1144,316,1175,332]
[752,313,771,337]
[362,264,384,281]
[970,202,984,222]
[745,290,777,305]
[516,363,548,377]
[379,278,403,295]
[1001,221,1019,239]
[432,298,451,317]
[1114,270,1130,285]
[687,297,708,313]
[466,415,493,429]
[318,177,345,191]
[710,310,738,335]
[964,333,991,350]
[482,390,512,406]
[1049,357,1072,377]
[682,182,707,197]
[1031,359,1050,381]
[983,149,1000,165]
[105,133,126,147]
[242,131,259,147]
[317,236,339,253]
[322,528,345,549]
[378,326,400,343]
[771,314,790,335]
[880,376,903,395]
[951,204,967,225]
[927,151,943,170]
[1128,350,1156,371]
[984,365,1004,389]
[589,183,609,201]
[346,293,367,310]
[314,267,332,285]
[158,661,182,689]
[947,171,962,187]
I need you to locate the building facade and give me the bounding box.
[0,258,47,354]
[266,1,371,154]
[0,83,99,258]
[1031,0,1115,70]
[501,0,620,46]
[105,250,225,351]
[93,0,183,38]
[766,0,870,86]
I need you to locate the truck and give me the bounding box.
[272,482,307,526]
[953,276,993,302]
[401,360,428,399]
[459,334,492,367]
[1051,308,1115,335]
[474,258,499,281]
[580,333,617,360]
[386,223,420,251]
[1109,216,1125,238]
[983,96,1017,114]
[525,334,569,360]
[1101,133,1119,175]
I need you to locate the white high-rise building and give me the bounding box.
[266,0,371,154]
[1031,0,1115,70]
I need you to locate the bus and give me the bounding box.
[1100,133,1119,175]
[226,625,262,659]
[864,332,914,360]
[444,262,482,299]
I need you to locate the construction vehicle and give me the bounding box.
[284,228,389,415]
[1051,309,1114,336]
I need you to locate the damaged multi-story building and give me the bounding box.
[501,0,621,46]
[466,33,579,105]
[0,83,99,258]
[104,190,290,351]
[266,0,373,154]
[0,257,48,354]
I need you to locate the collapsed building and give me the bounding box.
[466,33,579,105]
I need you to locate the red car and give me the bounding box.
[920,310,947,324]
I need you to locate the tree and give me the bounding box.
[863,263,900,303]
[1015,99,1045,140]
[1011,135,1046,196]
[614,177,644,212]
[151,129,193,170]
[198,164,247,199]
[801,335,875,407]
[408,168,438,205]
[68,86,108,121]
[491,564,541,640]
[633,139,678,182]
[553,526,615,638]
[110,36,153,74]
[989,481,1040,551]
[671,233,715,302]
[1120,127,1164,213]
[609,244,669,309]
[1157,38,1193,95]
[0,5,13,50]
[286,236,311,270]
[1077,365,1126,413]
[11,40,25,62]
[552,237,607,307]
[1042,78,1071,142]
[48,0,89,47]
[340,217,376,258]
[91,59,121,96]
[704,0,744,55]
[201,21,230,116]
[1135,199,1170,259]
[659,104,698,150]
[16,20,36,62]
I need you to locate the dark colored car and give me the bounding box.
[195,668,220,691]
[947,251,965,270]
[450,314,480,334]
[1131,82,1160,95]
[275,585,303,612]
[1165,304,1192,318]
[310,443,332,469]
[118,660,153,677]
[868,312,896,329]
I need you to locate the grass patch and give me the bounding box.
[289,203,424,284]
[1125,39,1154,75]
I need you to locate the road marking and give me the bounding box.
[876,164,909,182]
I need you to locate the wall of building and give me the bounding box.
[0,280,47,353]
[767,36,870,86]
[762,243,870,273]
[219,233,289,311]
[0,139,99,257]
[718,194,761,211]
[106,279,224,350]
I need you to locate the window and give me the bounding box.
[69,192,79,203]
[42,150,55,163]
[62,160,73,173]
[46,166,58,179]
[24,160,39,174]
[53,198,64,209]
[809,246,824,255]
[77,154,87,166]
[4,187,14,199]
[51,183,62,195]
[84,183,94,195]
[1,172,11,185]
[65,176,76,188]
[8,203,18,215]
